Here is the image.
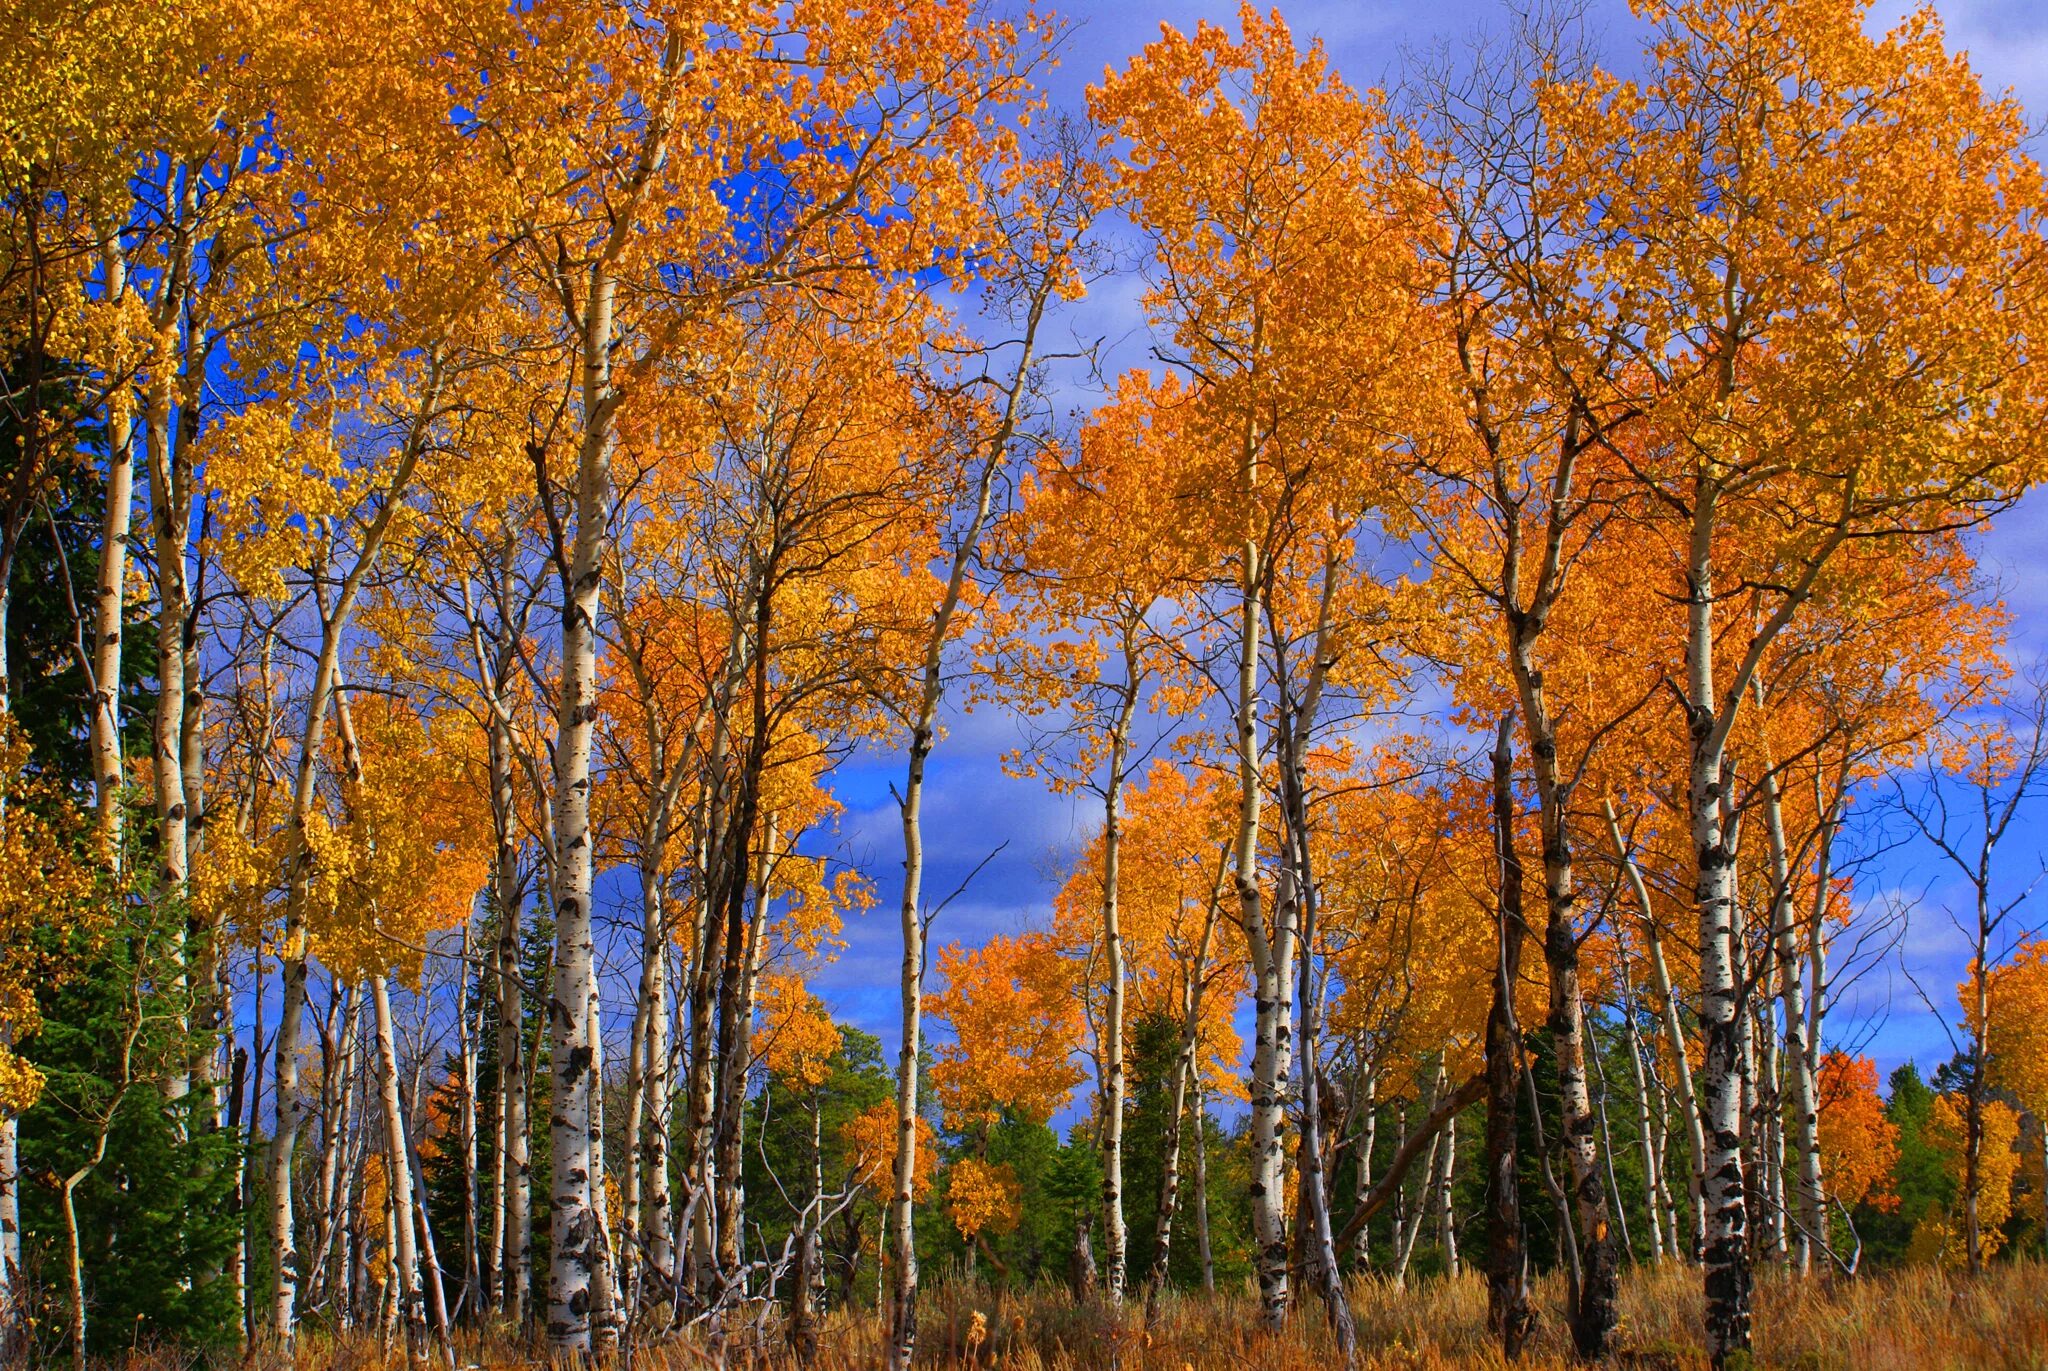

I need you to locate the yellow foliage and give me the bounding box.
[298,701,492,983]
[0,714,101,1114]
[1985,940,2048,1120]
[946,1157,1022,1241]
[1919,1092,2022,1264]
[757,973,840,1092]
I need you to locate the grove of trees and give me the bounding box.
[5,0,2048,1367]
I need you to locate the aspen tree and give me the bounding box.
[1093,13,1427,1334]
[1537,2,2048,1353]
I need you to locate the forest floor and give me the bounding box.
[174,1262,2048,1370]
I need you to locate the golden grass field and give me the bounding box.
[184,1261,2048,1371]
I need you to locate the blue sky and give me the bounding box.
[782,0,2048,1094]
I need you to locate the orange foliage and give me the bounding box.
[841,1099,934,1203]
[1815,1052,1899,1213]
[927,931,1085,1128]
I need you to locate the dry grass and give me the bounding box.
[118,1262,2048,1371]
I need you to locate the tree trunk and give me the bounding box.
[1281,691,1354,1359]
[886,720,933,1368]
[1098,674,1136,1303]
[492,857,530,1325]
[457,923,482,1318]
[1686,496,1753,1367]
[1146,849,1225,1310]
[88,234,134,859]
[146,371,192,1104]
[1615,925,1668,1262]
[1235,540,1294,1331]
[1352,1071,1377,1271]
[0,1068,15,1333]
[1511,649,1616,1356]
[1438,1114,1460,1277]
[372,976,427,1362]
[1192,1077,1214,1293]
[1485,718,1534,1355]
[546,257,621,1353]
[1606,799,1707,1259]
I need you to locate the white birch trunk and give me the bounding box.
[1606,799,1707,1258]
[372,975,427,1359]
[1234,537,1294,1330]
[1685,497,1752,1363]
[89,232,134,861]
[1760,761,1823,1273]
[1098,669,1137,1303]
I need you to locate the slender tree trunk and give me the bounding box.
[1352,1070,1377,1270]
[1485,718,1534,1355]
[622,843,669,1318]
[887,718,934,1368]
[1192,1077,1214,1293]
[1098,673,1136,1303]
[1607,799,1707,1258]
[457,923,482,1319]
[546,259,621,1352]
[484,928,505,1313]
[1686,494,1753,1367]
[883,350,1026,1367]
[1147,850,1224,1310]
[1592,1026,1633,1260]
[1753,750,1818,1270]
[1438,1114,1460,1278]
[1965,895,1990,1275]
[146,372,192,1103]
[640,865,676,1302]
[404,1076,456,1363]
[493,862,530,1325]
[0,1058,15,1330]
[1394,1084,1443,1289]
[89,234,133,858]
[1236,538,1294,1331]
[1616,927,1668,1262]
[372,976,427,1362]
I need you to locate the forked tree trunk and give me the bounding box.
[713,821,775,1281]
[267,370,438,1340]
[1272,613,1352,1356]
[1510,642,1616,1356]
